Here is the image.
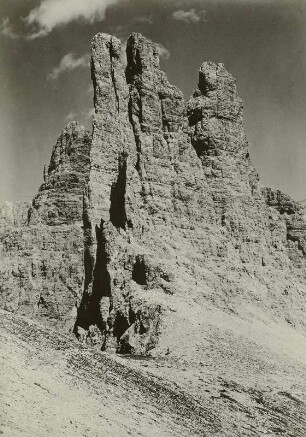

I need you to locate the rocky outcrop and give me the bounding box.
[263,187,306,264]
[0,201,30,229]
[0,122,91,330]
[28,122,91,226]
[0,33,306,356]
[75,33,306,354]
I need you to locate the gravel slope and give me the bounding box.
[1,309,306,436]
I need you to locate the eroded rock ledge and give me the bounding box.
[0,33,306,356]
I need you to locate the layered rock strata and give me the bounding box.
[75,33,306,354]
[0,122,91,330]
[0,33,305,356]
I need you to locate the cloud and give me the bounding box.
[25,0,119,39]
[64,107,95,124]
[65,111,78,122]
[172,8,206,24]
[0,18,19,39]
[134,16,153,25]
[155,42,170,60]
[48,53,89,80]
[111,15,153,37]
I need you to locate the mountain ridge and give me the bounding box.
[0,32,306,354]
[1,31,306,436]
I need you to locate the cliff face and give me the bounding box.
[29,121,91,226]
[0,122,91,330]
[76,33,306,355]
[0,33,306,356]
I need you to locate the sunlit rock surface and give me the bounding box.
[1,31,306,437]
[0,122,91,330]
[0,33,305,352]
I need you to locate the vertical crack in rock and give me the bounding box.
[82,189,94,294]
[159,96,171,133]
[90,57,98,111]
[127,93,148,196]
[125,34,149,194]
[110,152,128,229]
[110,37,120,114]
[125,36,143,84]
[74,188,95,330]
[75,216,113,340]
[3,31,306,362]
[91,219,112,330]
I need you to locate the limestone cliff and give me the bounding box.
[0,122,91,329]
[0,33,305,357]
[76,33,306,355]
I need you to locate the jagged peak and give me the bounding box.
[91,32,164,85]
[65,120,79,128]
[191,61,238,99]
[48,121,91,172]
[92,32,112,44]
[91,32,122,58]
[61,121,90,136]
[126,33,160,79]
[1,33,306,437]
[90,32,241,112]
[187,60,243,128]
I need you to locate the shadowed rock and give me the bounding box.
[0,122,91,329]
[0,33,306,359]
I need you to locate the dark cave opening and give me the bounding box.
[113,312,130,342]
[132,256,147,286]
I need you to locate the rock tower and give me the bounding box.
[0,33,305,355]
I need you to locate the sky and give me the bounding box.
[0,0,306,202]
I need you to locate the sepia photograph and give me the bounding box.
[0,0,305,435]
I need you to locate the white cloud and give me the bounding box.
[64,108,95,126]
[64,108,95,123]
[0,18,19,39]
[134,16,153,25]
[25,0,119,39]
[111,15,153,37]
[48,53,89,80]
[172,8,206,24]
[65,111,78,122]
[155,42,170,60]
